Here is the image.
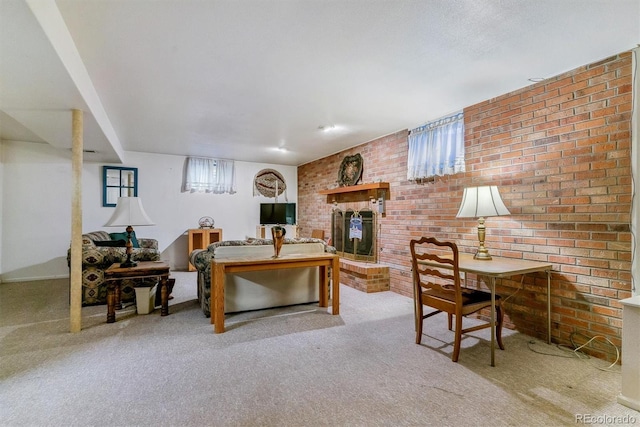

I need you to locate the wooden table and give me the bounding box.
[211,253,340,333]
[104,261,171,323]
[419,253,552,366]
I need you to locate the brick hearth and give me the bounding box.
[339,258,389,293]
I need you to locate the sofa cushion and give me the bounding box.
[94,239,127,247]
[84,231,111,244]
[109,231,140,248]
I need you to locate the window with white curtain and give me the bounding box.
[407,111,465,181]
[182,157,236,194]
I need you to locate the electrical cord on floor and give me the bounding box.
[500,274,525,305]
[491,273,621,372]
[500,275,621,372]
[527,332,621,373]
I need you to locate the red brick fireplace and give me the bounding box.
[314,183,390,293]
[332,208,376,262]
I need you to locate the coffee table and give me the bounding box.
[104,261,171,323]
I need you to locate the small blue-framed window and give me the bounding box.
[103,166,138,207]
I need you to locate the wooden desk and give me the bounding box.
[104,261,171,323]
[211,253,340,333]
[419,253,552,366]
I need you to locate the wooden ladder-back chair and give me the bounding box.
[311,229,325,240]
[409,237,504,362]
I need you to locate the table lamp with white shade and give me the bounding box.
[456,186,510,260]
[104,197,155,268]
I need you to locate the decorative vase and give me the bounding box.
[271,226,286,258]
[198,216,215,229]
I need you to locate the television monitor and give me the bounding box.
[260,203,296,225]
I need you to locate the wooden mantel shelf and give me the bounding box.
[319,182,389,207]
[319,182,389,196]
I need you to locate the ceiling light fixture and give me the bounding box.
[318,125,336,132]
[528,77,545,82]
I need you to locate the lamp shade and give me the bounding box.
[104,197,155,227]
[456,186,510,218]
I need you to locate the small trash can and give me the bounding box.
[134,283,157,314]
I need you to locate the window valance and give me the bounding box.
[407,111,465,181]
[182,157,236,194]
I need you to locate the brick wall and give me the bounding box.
[298,51,633,361]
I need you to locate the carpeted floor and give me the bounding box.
[0,272,637,426]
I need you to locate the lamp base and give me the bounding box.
[474,216,492,260]
[119,226,137,268]
[473,249,493,261]
[119,251,137,268]
[119,260,138,268]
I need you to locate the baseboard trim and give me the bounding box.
[0,274,70,284]
[618,393,640,411]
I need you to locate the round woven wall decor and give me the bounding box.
[338,153,363,187]
[253,169,286,198]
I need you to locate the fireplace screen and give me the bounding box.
[331,208,377,262]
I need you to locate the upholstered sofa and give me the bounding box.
[190,238,336,317]
[67,231,161,306]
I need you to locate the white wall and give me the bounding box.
[1,141,73,281]
[0,140,4,275]
[0,141,297,281]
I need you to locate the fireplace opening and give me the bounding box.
[331,208,377,262]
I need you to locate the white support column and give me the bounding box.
[619,297,640,410]
[70,109,83,332]
[619,46,640,410]
[631,46,640,298]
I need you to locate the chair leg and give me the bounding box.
[496,302,505,350]
[452,315,462,362]
[447,313,453,331]
[415,304,423,345]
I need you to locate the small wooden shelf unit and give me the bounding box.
[188,228,223,271]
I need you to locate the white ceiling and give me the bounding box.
[1,0,639,166]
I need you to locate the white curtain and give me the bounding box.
[183,157,236,194]
[407,111,465,181]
